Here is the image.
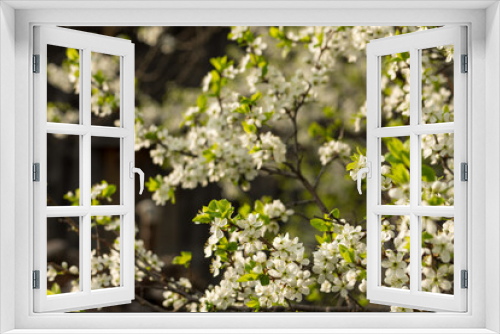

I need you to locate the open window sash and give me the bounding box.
[33,26,136,312]
[366,26,467,312]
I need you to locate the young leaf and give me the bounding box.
[242,121,257,134]
[339,244,355,263]
[172,251,192,268]
[237,273,260,282]
[330,208,340,219]
[310,218,331,232]
[259,274,270,286]
[192,213,212,224]
[246,298,260,311]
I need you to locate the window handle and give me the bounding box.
[129,162,145,195]
[357,162,372,195]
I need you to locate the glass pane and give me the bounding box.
[381,137,410,205]
[421,45,454,124]
[47,217,80,294]
[381,215,410,289]
[47,134,80,206]
[421,133,454,206]
[91,52,121,127]
[91,215,121,290]
[380,52,410,127]
[421,217,454,295]
[91,137,121,205]
[47,45,80,124]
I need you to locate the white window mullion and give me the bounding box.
[90,126,128,138]
[372,205,454,217]
[81,47,92,295]
[89,205,129,216]
[46,123,88,136]
[408,46,420,296]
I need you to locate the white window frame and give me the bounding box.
[33,25,136,312]
[1,1,499,333]
[366,26,467,312]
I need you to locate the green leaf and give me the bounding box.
[254,200,264,213]
[244,260,257,272]
[404,236,411,251]
[192,213,212,224]
[146,175,163,192]
[269,26,284,39]
[101,184,116,198]
[242,121,257,134]
[385,137,410,168]
[310,218,331,232]
[421,164,437,182]
[358,297,369,307]
[428,196,446,206]
[66,48,80,61]
[172,251,192,268]
[246,297,260,310]
[49,283,61,295]
[210,57,222,71]
[358,269,367,280]
[323,106,335,117]
[208,200,218,212]
[259,274,270,286]
[315,29,324,47]
[308,122,325,138]
[239,92,262,107]
[315,234,325,244]
[305,285,321,302]
[214,249,228,262]
[388,164,410,185]
[238,203,251,217]
[197,94,208,113]
[251,92,262,103]
[202,148,217,162]
[216,199,233,218]
[237,273,260,282]
[330,208,340,219]
[339,244,356,263]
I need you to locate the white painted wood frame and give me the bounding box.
[366,26,467,312]
[32,26,135,312]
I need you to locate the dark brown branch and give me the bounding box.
[135,293,167,312]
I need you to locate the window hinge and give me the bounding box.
[33,270,40,289]
[461,54,468,73]
[461,162,468,181]
[33,163,40,182]
[33,54,40,73]
[461,270,468,289]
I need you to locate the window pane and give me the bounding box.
[380,215,410,289]
[421,45,454,124]
[381,137,410,205]
[421,217,454,295]
[47,134,80,206]
[91,215,121,290]
[47,217,80,294]
[380,52,410,127]
[91,137,121,205]
[421,133,454,206]
[47,45,80,124]
[91,52,121,127]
